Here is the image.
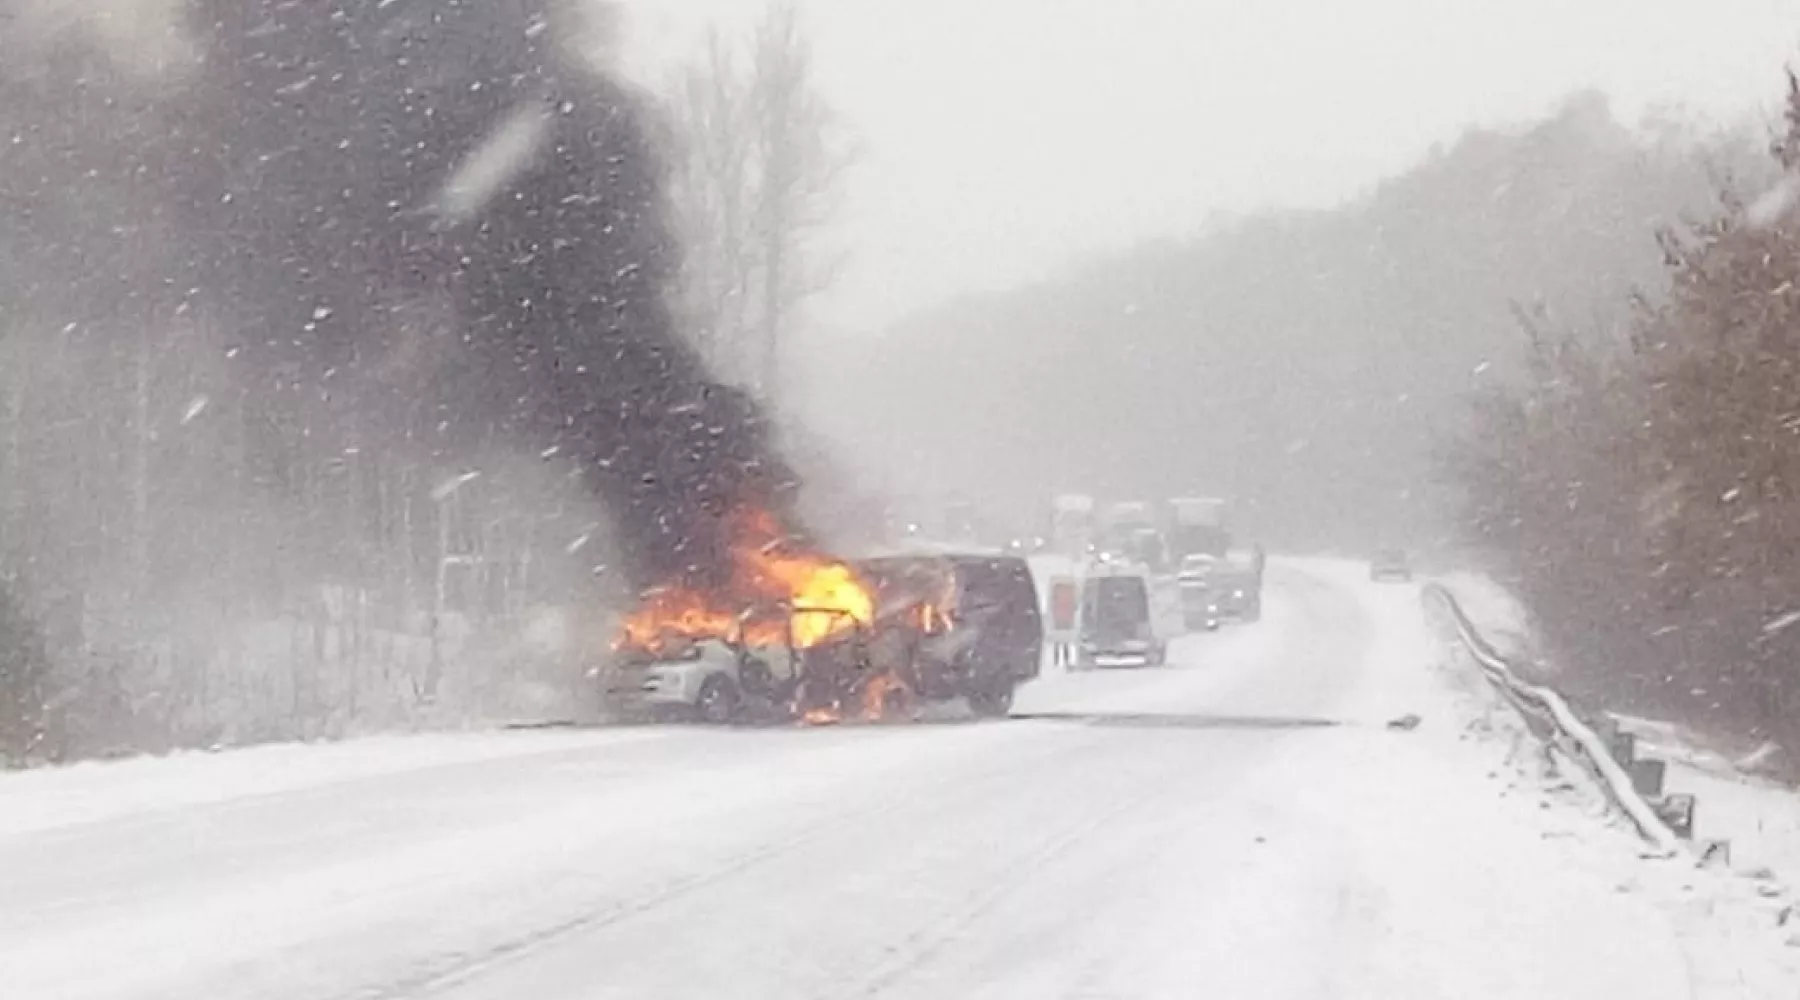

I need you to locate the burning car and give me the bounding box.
[604,603,873,724]
[602,508,896,723]
[603,508,1042,724]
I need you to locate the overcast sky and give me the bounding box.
[616,0,1800,332]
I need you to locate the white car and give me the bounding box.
[1176,553,1218,586]
[606,638,800,723]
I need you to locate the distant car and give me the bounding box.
[1370,549,1413,582]
[1176,553,1217,585]
[1175,554,1222,630]
[1207,550,1262,623]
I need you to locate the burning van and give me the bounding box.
[853,551,1043,717]
[603,552,1041,723]
[601,508,1040,724]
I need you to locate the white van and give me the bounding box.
[1074,563,1183,668]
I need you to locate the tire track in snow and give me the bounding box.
[840,737,1215,999]
[367,727,1089,1000]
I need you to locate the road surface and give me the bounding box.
[0,560,1719,999]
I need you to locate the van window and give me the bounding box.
[954,557,1032,609]
[1085,577,1148,630]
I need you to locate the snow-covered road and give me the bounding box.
[0,560,1756,998]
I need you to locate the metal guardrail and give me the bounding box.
[1423,583,1706,859]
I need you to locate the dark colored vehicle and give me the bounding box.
[856,552,1043,716]
[1209,573,1260,622]
[1077,571,1165,667]
[1175,555,1222,631]
[1200,548,1262,623]
[1371,549,1412,583]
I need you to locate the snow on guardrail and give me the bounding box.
[1423,583,1691,858]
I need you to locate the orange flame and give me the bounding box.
[911,601,955,636]
[800,706,842,726]
[860,671,911,722]
[614,508,875,655]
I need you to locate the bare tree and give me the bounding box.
[662,1,853,396]
[663,33,759,369]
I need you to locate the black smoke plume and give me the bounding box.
[146,0,805,593]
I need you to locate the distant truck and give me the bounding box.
[1050,493,1097,557]
[603,604,860,724]
[1099,500,1165,566]
[1103,500,1155,529]
[1167,496,1230,561]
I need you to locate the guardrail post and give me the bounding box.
[1609,731,1638,766]
[1654,793,1696,840]
[1427,584,1688,854]
[1628,758,1666,798]
[1698,839,1731,869]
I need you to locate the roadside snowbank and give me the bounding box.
[0,727,666,839]
[1294,558,1800,996]
[1442,569,1800,897]
[1619,715,1800,890]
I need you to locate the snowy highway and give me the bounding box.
[0,560,1743,999]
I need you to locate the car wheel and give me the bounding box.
[695,674,741,725]
[967,679,1015,718]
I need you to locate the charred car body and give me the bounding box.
[604,551,1042,722]
[604,604,872,724]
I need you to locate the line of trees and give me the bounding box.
[0,36,628,756]
[811,89,1758,549]
[1442,72,1800,758]
[0,2,852,766]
